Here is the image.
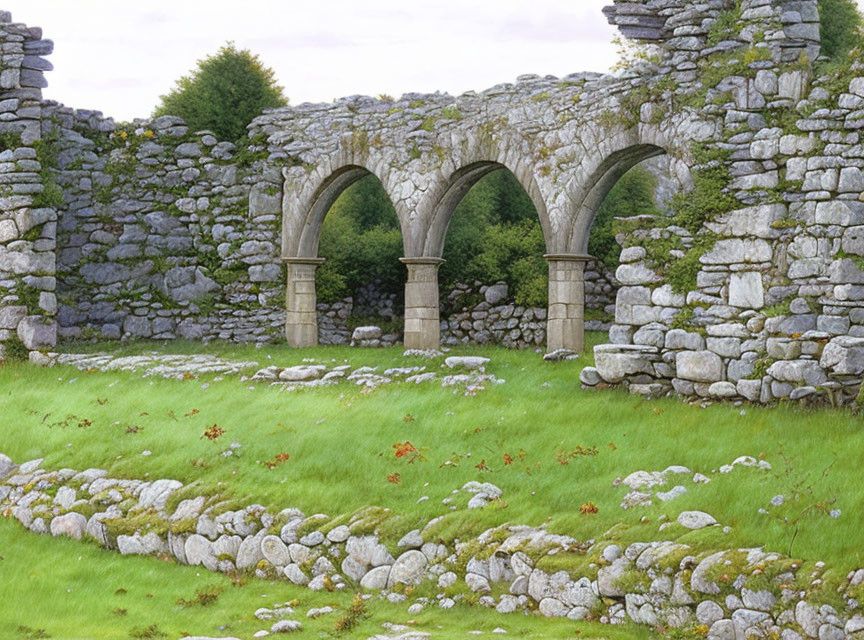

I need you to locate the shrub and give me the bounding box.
[154,43,287,142]
[819,0,864,61]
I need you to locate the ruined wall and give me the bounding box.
[16,0,864,409]
[582,1,864,405]
[0,13,57,361]
[44,105,289,343]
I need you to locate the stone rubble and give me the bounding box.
[3,451,862,638]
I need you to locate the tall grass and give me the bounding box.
[1,334,861,573]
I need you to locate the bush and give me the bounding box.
[154,43,287,142]
[819,0,864,60]
[317,176,403,303]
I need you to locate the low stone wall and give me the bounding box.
[314,271,618,350]
[3,452,863,639]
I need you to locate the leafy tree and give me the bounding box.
[819,0,864,60]
[154,43,287,142]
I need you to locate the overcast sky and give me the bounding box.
[8,1,864,122]
[8,0,622,121]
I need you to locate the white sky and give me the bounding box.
[9,1,864,122]
[9,0,621,121]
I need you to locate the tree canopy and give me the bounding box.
[154,43,287,142]
[819,0,864,60]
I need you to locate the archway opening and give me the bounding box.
[313,173,404,345]
[434,165,549,349]
[286,166,405,346]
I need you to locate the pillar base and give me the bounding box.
[283,257,325,348]
[400,257,444,351]
[544,254,591,353]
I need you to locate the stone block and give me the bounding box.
[728,272,764,309]
[676,351,724,383]
[820,336,864,375]
[701,239,772,265]
[665,329,705,351]
[594,345,657,383]
[707,337,741,359]
[767,360,828,387]
[17,316,56,350]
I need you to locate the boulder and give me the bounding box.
[359,565,391,590]
[261,535,291,567]
[444,356,490,370]
[352,326,382,341]
[387,550,428,587]
[236,534,264,569]
[677,511,718,530]
[484,283,509,304]
[279,365,327,382]
[49,512,87,539]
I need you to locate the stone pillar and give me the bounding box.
[401,257,444,351]
[545,254,590,353]
[284,257,325,348]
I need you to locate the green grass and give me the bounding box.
[0,519,650,640]
[2,332,863,575]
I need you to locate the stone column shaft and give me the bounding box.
[284,257,325,348]
[545,254,590,353]
[401,257,444,351]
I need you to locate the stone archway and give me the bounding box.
[282,163,402,348]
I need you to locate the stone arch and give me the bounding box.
[281,159,403,348]
[395,154,553,351]
[566,142,667,254]
[419,159,552,258]
[282,157,403,258]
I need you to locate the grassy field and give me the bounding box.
[0,518,652,640]
[1,332,862,587]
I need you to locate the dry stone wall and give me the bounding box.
[43,104,289,344]
[0,14,58,361]
[6,452,864,639]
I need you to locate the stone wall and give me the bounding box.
[0,13,58,360]
[583,55,864,405]
[314,266,618,349]
[43,104,289,344]
[5,451,864,638]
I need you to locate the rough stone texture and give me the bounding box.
[2,451,862,638]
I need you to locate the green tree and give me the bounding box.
[819,0,864,60]
[154,43,287,142]
[317,176,403,303]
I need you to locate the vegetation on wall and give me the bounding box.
[818,0,864,61]
[154,43,287,142]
